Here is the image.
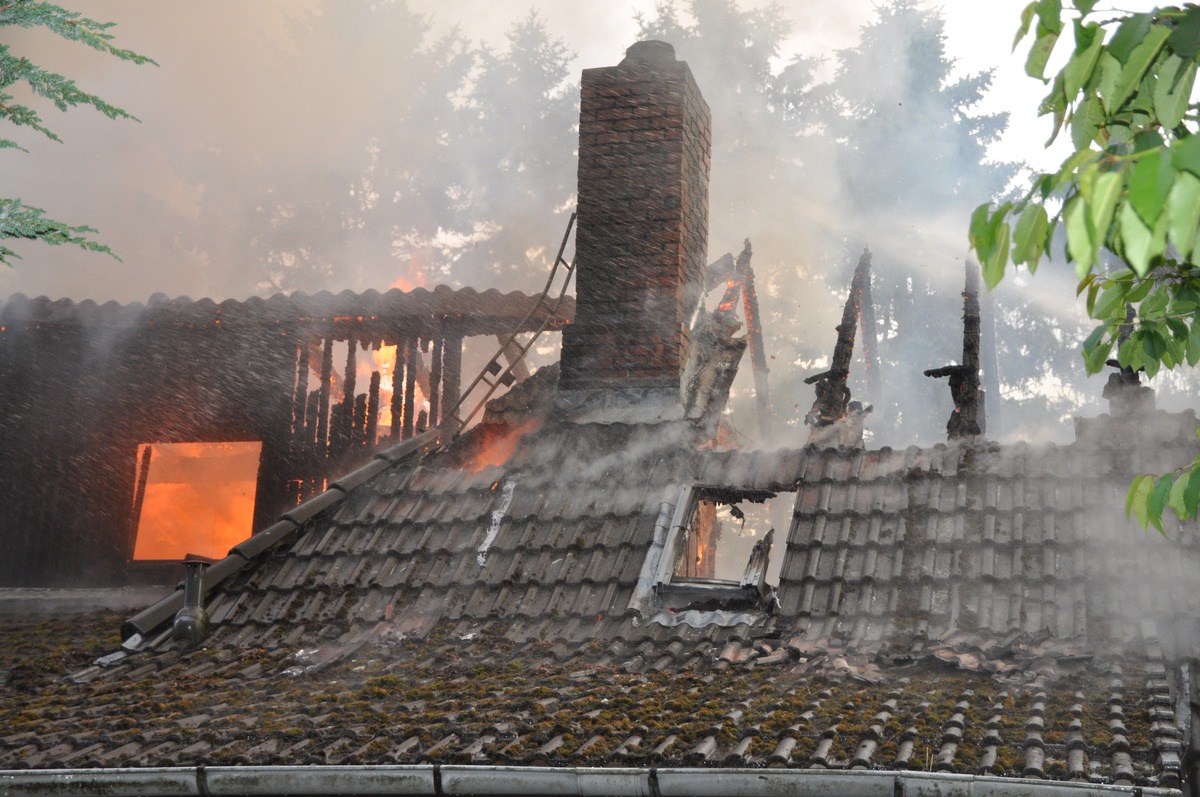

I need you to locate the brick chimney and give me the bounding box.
[560,41,711,401]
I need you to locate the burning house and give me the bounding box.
[2,40,1200,797]
[0,287,572,586]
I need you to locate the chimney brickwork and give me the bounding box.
[560,41,711,395]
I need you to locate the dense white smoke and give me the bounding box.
[0,0,1194,449]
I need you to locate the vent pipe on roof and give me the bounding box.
[173,559,211,645]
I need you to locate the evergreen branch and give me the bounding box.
[0,198,119,267]
[0,2,150,266]
[0,90,63,142]
[0,1,156,66]
[0,48,137,130]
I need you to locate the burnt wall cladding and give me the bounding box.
[562,46,711,391]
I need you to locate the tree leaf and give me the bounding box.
[1168,470,1190,519]
[1110,24,1171,112]
[1142,328,1168,361]
[1184,460,1200,517]
[1121,330,1147,372]
[989,219,1011,288]
[1166,4,1200,60]
[1013,203,1050,266]
[1088,170,1123,245]
[1140,284,1170,319]
[1066,194,1096,276]
[971,203,1013,288]
[1119,200,1157,275]
[1093,279,1130,320]
[1153,53,1196,130]
[1026,32,1061,80]
[1015,1,1039,51]
[1064,21,1105,97]
[1147,472,1174,534]
[1095,51,1122,113]
[1126,277,1154,304]
[1128,147,1174,227]
[1172,134,1200,179]
[1036,0,1063,34]
[1189,321,1200,365]
[1128,473,1153,524]
[1075,0,1098,15]
[1070,93,1103,149]
[1108,12,1154,64]
[1167,171,1200,261]
[1083,336,1113,374]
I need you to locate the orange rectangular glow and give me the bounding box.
[131,441,262,561]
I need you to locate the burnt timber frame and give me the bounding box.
[0,288,572,587]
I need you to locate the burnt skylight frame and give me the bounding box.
[650,483,780,614]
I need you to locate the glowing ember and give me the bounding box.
[131,441,261,561]
[468,420,538,473]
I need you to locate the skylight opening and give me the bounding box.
[130,441,262,561]
[673,487,794,586]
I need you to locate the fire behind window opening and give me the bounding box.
[131,441,262,561]
[674,488,794,584]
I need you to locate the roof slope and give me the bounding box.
[2,403,1198,789]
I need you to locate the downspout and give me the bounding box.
[0,765,1183,797]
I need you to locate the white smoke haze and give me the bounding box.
[1,0,1194,449]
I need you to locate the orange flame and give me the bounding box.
[391,255,429,293]
[468,420,539,473]
[365,344,426,434]
[132,441,260,561]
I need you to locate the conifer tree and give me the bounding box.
[0,1,153,266]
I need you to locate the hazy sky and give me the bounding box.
[0,0,1159,303]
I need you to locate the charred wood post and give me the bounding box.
[390,342,403,442]
[291,342,309,450]
[316,336,334,449]
[429,336,443,427]
[738,242,772,434]
[924,261,984,439]
[331,338,357,454]
[805,248,873,431]
[442,331,463,428]
[403,337,418,440]
[707,241,771,434]
[366,369,381,445]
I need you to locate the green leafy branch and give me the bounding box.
[969,0,1200,532]
[0,198,117,263]
[0,0,154,267]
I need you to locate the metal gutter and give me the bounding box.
[120,429,440,641]
[0,765,1183,797]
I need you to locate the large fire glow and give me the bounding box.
[131,441,261,561]
[365,266,430,432]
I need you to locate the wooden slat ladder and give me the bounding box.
[439,213,577,438]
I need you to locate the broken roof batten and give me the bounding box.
[0,766,1182,797]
